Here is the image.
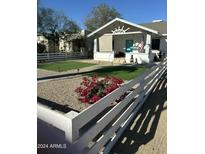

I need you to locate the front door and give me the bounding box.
[125,40,133,52]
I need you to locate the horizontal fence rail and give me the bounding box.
[37,52,87,62]
[37,58,167,154]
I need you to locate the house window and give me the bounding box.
[152,39,160,50]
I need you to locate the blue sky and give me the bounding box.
[40,0,167,29]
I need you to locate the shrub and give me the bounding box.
[37,43,47,53]
[75,75,124,104]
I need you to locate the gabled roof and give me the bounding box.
[140,21,167,35]
[87,18,159,37]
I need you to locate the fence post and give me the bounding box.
[64,111,79,143]
[65,52,66,60]
[47,53,50,61]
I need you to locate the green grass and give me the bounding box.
[86,65,147,80]
[37,61,96,72]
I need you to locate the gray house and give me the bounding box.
[87,18,167,64]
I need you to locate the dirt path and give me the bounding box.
[110,72,167,154]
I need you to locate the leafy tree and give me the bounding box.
[37,1,81,52]
[84,3,122,31]
[66,19,81,33]
[38,8,80,34]
[37,0,80,34]
[37,43,47,53]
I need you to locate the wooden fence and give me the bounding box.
[37,52,87,62]
[37,58,167,154]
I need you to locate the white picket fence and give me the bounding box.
[37,52,86,62]
[37,58,167,154]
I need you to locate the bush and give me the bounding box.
[75,75,124,104]
[37,43,47,53]
[115,51,125,58]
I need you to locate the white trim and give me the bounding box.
[87,18,159,38]
[87,18,119,38]
[117,18,158,34]
[152,19,163,23]
[104,31,143,36]
[111,26,130,34]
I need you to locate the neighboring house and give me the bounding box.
[37,30,92,57]
[59,30,92,57]
[37,33,59,52]
[87,18,167,64]
[37,33,49,52]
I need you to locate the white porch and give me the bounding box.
[93,32,154,64]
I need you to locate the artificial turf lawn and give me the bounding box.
[86,65,147,80]
[38,61,96,72]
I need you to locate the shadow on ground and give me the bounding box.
[37,119,86,154]
[110,71,167,154]
[37,97,79,113]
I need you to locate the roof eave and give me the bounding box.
[87,18,159,38]
[87,18,119,38]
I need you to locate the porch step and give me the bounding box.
[97,61,113,65]
[113,58,126,64]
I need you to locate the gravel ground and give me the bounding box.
[37,76,89,112]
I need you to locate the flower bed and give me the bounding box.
[75,75,124,104]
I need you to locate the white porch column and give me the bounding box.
[146,34,151,45]
[93,38,98,60]
[145,34,151,54]
[93,38,97,52]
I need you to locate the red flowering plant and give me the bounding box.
[75,75,124,104]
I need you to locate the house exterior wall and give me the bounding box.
[95,33,154,63]
[98,33,147,53]
[99,35,113,51]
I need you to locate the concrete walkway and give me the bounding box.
[110,72,167,154]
